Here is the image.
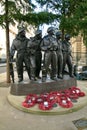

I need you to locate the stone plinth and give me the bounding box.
[10,76,77,96]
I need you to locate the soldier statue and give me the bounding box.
[62,34,74,77]
[34,30,42,79]
[10,28,30,82]
[40,27,58,81]
[27,30,42,81]
[56,31,63,79]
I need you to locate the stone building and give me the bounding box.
[71,34,87,65]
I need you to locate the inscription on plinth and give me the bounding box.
[10,76,77,96]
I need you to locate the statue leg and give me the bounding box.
[62,53,67,76]
[51,51,57,80]
[57,53,63,79]
[42,52,51,81]
[24,55,31,80]
[30,55,37,81]
[16,54,23,82]
[35,53,42,78]
[67,55,74,77]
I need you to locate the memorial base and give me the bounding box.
[10,75,77,96]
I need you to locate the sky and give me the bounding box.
[32,0,59,37]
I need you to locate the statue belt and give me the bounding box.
[46,50,55,52]
[63,51,69,53]
[17,49,26,53]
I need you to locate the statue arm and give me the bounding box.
[40,39,48,51]
[40,37,53,51]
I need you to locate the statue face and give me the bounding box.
[36,33,42,39]
[20,30,25,37]
[48,30,54,35]
[56,35,62,39]
[56,32,62,39]
[65,34,70,41]
[66,37,70,41]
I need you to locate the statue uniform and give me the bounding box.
[10,28,30,82]
[35,38,42,78]
[56,31,63,79]
[27,37,37,81]
[40,27,58,81]
[34,30,42,79]
[62,34,73,77]
[27,30,42,81]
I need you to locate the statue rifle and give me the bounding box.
[9,62,14,83]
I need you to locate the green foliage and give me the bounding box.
[23,12,58,26]
[72,0,87,46]
[35,0,87,46]
[0,0,36,27]
[0,0,58,28]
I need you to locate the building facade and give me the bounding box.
[71,34,87,65]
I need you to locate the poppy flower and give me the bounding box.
[22,94,37,108]
[39,101,53,110]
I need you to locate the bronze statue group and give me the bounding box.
[10,27,74,83]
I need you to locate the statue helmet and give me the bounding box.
[65,34,71,40]
[56,31,62,37]
[18,27,25,34]
[47,27,54,33]
[35,30,42,36]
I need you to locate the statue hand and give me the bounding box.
[41,47,47,51]
[9,55,13,62]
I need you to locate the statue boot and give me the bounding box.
[18,75,23,82]
[69,70,74,78]
[57,74,63,79]
[30,68,37,81]
[42,67,47,82]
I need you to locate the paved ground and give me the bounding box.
[0,72,87,130]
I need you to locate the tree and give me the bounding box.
[5,0,10,83]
